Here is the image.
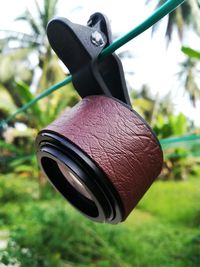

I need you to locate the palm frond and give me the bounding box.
[43,0,57,30]
[182,47,200,59]
[34,0,43,21]
[175,6,184,40]
[16,9,41,35]
[0,30,41,50]
[165,11,175,43]
[178,58,200,106]
[146,0,200,42]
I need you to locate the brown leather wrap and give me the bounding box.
[45,95,163,219]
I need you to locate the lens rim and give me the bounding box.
[36,131,124,223]
[40,153,100,218]
[57,162,93,200]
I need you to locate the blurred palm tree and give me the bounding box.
[146,0,200,106]
[178,47,200,106]
[131,84,175,125]
[0,0,79,128]
[0,0,80,177]
[15,0,63,91]
[146,0,200,43]
[1,0,62,92]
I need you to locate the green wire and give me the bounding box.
[160,134,200,145]
[101,0,185,58]
[0,0,185,128]
[165,152,200,159]
[3,76,72,125]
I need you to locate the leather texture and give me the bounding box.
[45,95,163,219]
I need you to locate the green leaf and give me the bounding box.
[0,140,23,155]
[9,155,35,168]
[14,80,41,120]
[181,47,200,60]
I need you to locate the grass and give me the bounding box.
[0,174,199,267]
[136,179,200,225]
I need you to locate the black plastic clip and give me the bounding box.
[47,12,131,106]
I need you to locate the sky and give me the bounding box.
[0,0,200,126]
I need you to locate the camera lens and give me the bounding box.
[36,131,124,223]
[57,163,92,200]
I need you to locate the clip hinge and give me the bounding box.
[47,12,131,106]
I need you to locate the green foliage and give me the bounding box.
[0,87,16,116]
[0,174,39,204]
[9,154,39,177]
[152,112,200,180]
[153,112,188,139]
[4,205,128,267]
[0,0,80,131]
[133,98,154,122]
[14,80,42,122]
[0,140,23,155]
[137,179,200,225]
[182,47,200,60]
[0,174,199,267]
[0,132,38,175]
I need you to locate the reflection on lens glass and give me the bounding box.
[57,163,92,200]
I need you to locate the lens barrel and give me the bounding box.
[36,95,163,223]
[36,130,124,223]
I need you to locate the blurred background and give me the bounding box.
[0,0,200,266]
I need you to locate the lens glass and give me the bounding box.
[57,163,92,200]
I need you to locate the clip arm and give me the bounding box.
[47,13,131,106]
